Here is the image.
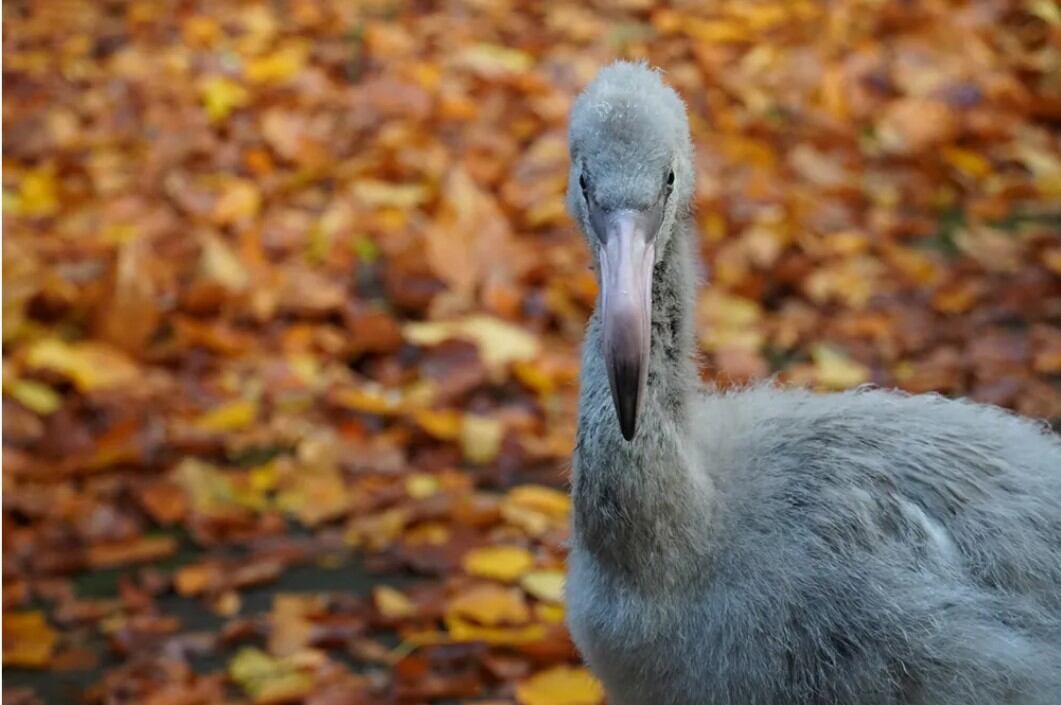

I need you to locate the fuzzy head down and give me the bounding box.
[567,61,696,256]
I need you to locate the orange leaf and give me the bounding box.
[3,612,58,668]
[88,535,178,569]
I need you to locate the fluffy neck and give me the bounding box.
[572,216,712,585]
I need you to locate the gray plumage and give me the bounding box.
[566,61,1061,705]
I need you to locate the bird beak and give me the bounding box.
[594,208,658,441]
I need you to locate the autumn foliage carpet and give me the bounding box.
[3,1,1059,703]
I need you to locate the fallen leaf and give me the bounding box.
[448,583,530,626]
[229,647,317,704]
[200,75,250,121]
[504,485,571,518]
[6,379,63,414]
[461,414,504,464]
[456,44,534,77]
[405,472,441,499]
[463,545,535,582]
[374,586,417,620]
[812,345,870,390]
[200,233,251,290]
[10,166,59,217]
[245,42,309,84]
[520,571,565,604]
[516,666,604,705]
[25,339,140,392]
[194,399,258,432]
[88,535,178,568]
[213,178,262,224]
[3,612,58,668]
[404,315,542,373]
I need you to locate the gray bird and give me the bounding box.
[565,61,1061,705]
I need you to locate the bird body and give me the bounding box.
[566,62,1061,705]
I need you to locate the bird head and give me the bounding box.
[568,61,695,441]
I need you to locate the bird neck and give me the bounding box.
[573,216,712,584]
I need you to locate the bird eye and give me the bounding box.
[579,172,589,199]
[666,170,675,191]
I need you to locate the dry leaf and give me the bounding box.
[516,666,604,705]
[3,612,58,668]
[812,345,870,390]
[25,339,140,392]
[520,571,565,604]
[375,586,418,619]
[403,315,542,372]
[463,545,535,582]
[461,414,504,464]
[448,583,530,626]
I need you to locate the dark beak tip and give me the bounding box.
[614,384,639,442]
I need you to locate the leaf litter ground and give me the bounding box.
[3,1,1059,704]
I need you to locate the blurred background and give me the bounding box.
[3,0,1058,703]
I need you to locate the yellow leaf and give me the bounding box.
[7,379,62,414]
[194,399,257,432]
[734,3,790,30]
[414,408,463,440]
[276,465,352,526]
[12,167,59,217]
[505,485,571,518]
[249,462,278,492]
[200,234,250,290]
[404,521,451,546]
[463,545,535,582]
[182,15,220,46]
[3,611,58,668]
[25,339,139,392]
[333,384,405,416]
[1027,0,1061,25]
[501,503,551,537]
[684,18,749,44]
[213,178,262,224]
[287,354,322,388]
[352,180,430,208]
[403,315,541,372]
[461,414,504,465]
[458,43,534,77]
[405,473,440,499]
[228,647,316,704]
[174,458,269,516]
[245,42,309,84]
[513,354,579,396]
[520,570,565,604]
[698,291,764,353]
[199,76,250,121]
[513,359,555,395]
[516,666,605,705]
[443,615,547,645]
[448,583,530,626]
[812,345,869,390]
[942,146,991,178]
[535,602,565,623]
[374,586,417,619]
